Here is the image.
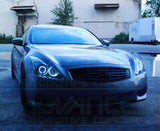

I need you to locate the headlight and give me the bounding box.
[134,57,144,75]
[114,49,145,75]
[37,65,47,75]
[48,67,59,77]
[30,56,60,78]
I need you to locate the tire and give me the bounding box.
[20,66,44,115]
[20,66,32,112]
[11,61,16,79]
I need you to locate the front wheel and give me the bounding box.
[20,66,32,112]
[11,61,16,79]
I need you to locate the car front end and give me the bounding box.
[24,50,147,107]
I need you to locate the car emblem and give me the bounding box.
[104,72,110,78]
[99,72,110,79]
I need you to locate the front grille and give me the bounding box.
[69,67,130,83]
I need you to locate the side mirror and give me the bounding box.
[12,38,23,46]
[102,39,110,47]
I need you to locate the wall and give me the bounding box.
[0,0,140,38]
[0,0,17,36]
[35,0,141,39]
[73,0,140,38]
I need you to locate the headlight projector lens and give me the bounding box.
[48,67,59,77]
[38,65,47,75]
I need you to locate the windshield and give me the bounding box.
[29,27,102,45]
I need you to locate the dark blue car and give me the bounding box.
[11,25,147,111]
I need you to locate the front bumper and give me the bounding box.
[26,72,147,106]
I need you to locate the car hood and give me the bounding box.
[32,44,130,67]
